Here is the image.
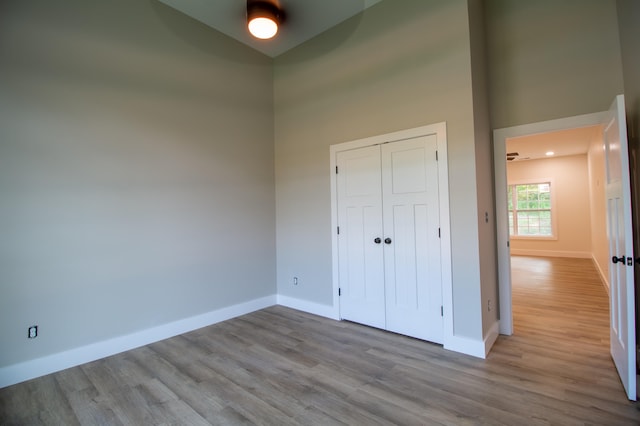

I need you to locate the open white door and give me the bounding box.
[604,94,636,401]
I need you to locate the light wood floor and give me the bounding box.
[1,256,639,425]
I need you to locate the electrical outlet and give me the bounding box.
[293,277,298,286]
[28,325,38,339]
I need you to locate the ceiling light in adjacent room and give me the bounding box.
[546,151,555,156]
[247,1,281,40]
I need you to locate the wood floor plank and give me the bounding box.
[65,387,123,426]
[1,255,639,424]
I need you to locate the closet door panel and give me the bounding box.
[336,146,385,329]
[382,136,443,343]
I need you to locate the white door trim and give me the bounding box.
[493,112,607,335]
[330,122,453,344]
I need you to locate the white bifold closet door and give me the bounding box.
[337,135,443,344]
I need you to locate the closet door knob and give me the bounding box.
[384,238,392,244]
[374,238,382,244]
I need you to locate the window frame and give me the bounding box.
[507,178,558,240]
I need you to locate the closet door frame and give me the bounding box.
[330,122,453,346]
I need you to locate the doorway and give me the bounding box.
[494,105,638,400]
[493,112,609,334]
[501,123,609,342]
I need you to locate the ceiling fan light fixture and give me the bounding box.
[247,1,281,40]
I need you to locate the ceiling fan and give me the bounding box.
[506,152,530,162]
[506,152,519,161]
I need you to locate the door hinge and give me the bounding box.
[337,226,340,235]
[339,288,342,296]
[438,228,441,238]
[441,306,443,316]
[436,150,438,161]
[336,166,338,174]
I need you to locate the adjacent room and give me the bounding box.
[503,125,614,380]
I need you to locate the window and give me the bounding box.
[508,182,554,237]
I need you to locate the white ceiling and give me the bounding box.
[506,125,603,162]
[158,0,384,58]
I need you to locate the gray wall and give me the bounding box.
[485,0,624,130]
[617,0,640,131]
[0,0,275,368]
[274,0,489,341]
[468,0,499,337]
[617,0,640,173]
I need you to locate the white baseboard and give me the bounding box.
[444,334,487,359]
[0,295,277,389]
[277,295,339,320]
[1,294,492,388]
[510,249,591,258]
[443,320,500,359]
[484,320,500,357]
[592,254,610,296]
